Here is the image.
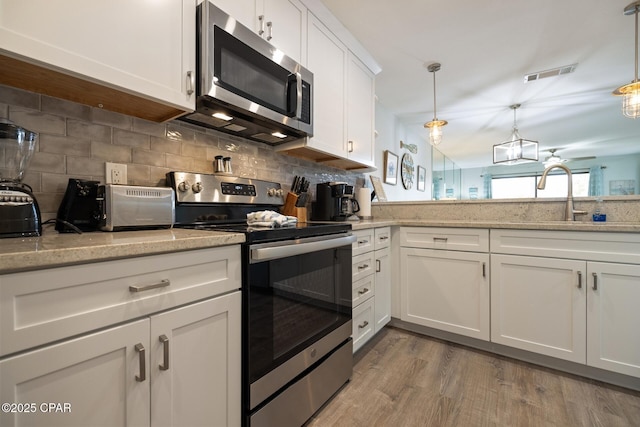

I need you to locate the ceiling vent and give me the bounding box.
[524,63,577,83]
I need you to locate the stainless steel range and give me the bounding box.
[167,172,354,427]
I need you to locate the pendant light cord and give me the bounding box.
[432,71,438,119]
[635,4,639,82]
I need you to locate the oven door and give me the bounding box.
[246,233,355,410]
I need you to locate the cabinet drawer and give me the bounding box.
[352,297,374,353]
[374,227,391,250]
[400,227,489,252]
[352,275,375,306]
[491,229,640,264]
[352,229,375,256]
[352,251,375,282]
[0,246,241,357]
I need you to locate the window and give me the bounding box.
[492,171,590,199]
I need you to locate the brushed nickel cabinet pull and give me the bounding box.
[358,239,369,245]
[592,272,598,290]
[266,21,273,41]
[482,262,486,278]
[135,343,146,382]
[433,237,448,242]
[358,264,369,270]
[379,236,389,241]
[186,71,195,95]
[358,321,369,329]
[159,335,169,371]
[348,140,354,153]
[129,279,170,293]
[258,15,265,36]
[376,259,381,272]
[358,288,369,295]
[577,271,583,289]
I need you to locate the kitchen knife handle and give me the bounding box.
[159,335,169,371]
[129,279,170,293]
[135,343,146,382]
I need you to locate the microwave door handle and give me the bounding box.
[286,73,298,117]
[295,72,302,119]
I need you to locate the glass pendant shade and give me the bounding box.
[493,104,539,165]
[423,63,447,146]
[613,1,640,118]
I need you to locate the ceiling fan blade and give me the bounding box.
[567,156,596,161]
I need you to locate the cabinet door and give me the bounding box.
[0,0,196,112]
[374,246,391,333]
[401,248,490,340]
[491,254,586,363]
[150,292,241,427]
[346,53,375,167]
[587,262,640,377]
[212,0,258,30]
[263,0,307,64]
[307,12,347,157]
[0,320,150,427]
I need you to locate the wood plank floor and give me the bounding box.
[306,327,640,427]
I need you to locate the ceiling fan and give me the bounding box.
[542,149,596,166]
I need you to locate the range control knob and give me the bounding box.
[267,188,284,197]
[192,182,203,193]
[178,181,191,192]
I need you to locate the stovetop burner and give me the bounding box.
[166,172,351,244]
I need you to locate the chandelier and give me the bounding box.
[493,104,539,165]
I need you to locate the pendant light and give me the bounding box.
[492,104,539,164]
[613,1,640,118]
[424,63,448,146]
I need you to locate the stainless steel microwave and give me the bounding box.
[180,1,313,145]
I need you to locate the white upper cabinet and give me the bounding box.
[0,0,196,121]
[213,0,307,63]
[347,53,375,168]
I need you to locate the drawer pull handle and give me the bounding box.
[379,236,389,241]
[358,321,369,329]
[129,279,170,293]
[358,240,369,245]
[358,287,369,295]
[592,272,598,291]
[577,271,583,289]
[358,264,369,270]
[433,237,448,242]
[159,335,169,371]
[135,343,146,382]
[376,259,381,272]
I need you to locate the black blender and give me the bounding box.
[0,119,42,238]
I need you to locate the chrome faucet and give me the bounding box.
[537,164,588,221]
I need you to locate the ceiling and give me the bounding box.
[321,0,640,169]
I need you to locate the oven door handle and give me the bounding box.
[250,234,356,263]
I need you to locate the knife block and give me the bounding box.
[282,192,307,223]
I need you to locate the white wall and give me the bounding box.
[368,100,432,201]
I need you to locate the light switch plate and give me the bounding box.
[105,162,127,185]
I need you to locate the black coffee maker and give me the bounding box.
[312,182,360,221]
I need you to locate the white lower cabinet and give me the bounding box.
[399,227,490,341]
[0,246,241,427]
[491,254,586,363]
[491,229,640,379]
[400,248,490,340]
[351,227,391,352]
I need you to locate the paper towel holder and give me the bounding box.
[356,187,373,220]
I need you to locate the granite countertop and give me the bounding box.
[0,228,245,274]
[350,218,640,232]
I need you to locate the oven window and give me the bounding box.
[247,245,351,383]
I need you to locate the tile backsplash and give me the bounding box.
[0,84,364,221]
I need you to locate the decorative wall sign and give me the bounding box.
[417,166,426,191]
[401,153,414,189]
[384,150,398,185]
[369,176,387,202]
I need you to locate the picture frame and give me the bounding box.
[383,150,398,185]
[417,166,426,191]
[369,176,387,202]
